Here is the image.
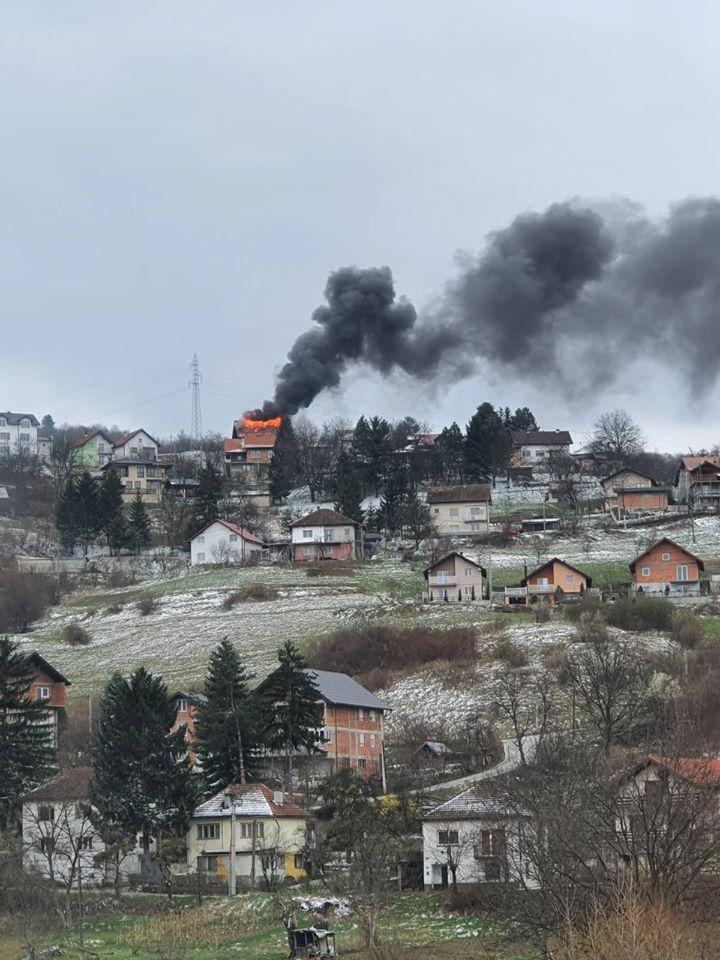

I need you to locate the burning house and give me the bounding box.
[224,416,280,493]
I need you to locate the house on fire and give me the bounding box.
[290,508,360,562]
[503,558,591,606]
[601,469,669,516]
[629,537,704,597]
[224,418,278,488]
[423,551,485,602]
[426,485,491,536]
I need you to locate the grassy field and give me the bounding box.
[0,893,538,960]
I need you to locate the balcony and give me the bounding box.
[527,583,556,595]
[428,576,457,587]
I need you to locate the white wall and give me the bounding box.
[0,415,38,456]
[191,521,263,565]
[422,817,538,888]
[291,523,355,544]
[115,430,158,460]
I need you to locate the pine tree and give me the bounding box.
[41,414,55,434]
[75,472,103,554]
[268,418,298,503]
[195,640,264,791]
[509,406,539,432]
[56,477,80,552]
[379,461,409,535]
[465,403,511,484]
[351,416,392,496]
[259,641,324,791]
[127,491,151,553]
[333,451,364,522]
[401,493,436,547]
[99,467,128,554]
[190,459,224,535]
[91,668,196,867]
[0,637,56,825]
[436,423,466,483]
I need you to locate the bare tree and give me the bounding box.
[493,668,554,764]
[590,410,645,460]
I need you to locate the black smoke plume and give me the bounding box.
[249,197,720,419]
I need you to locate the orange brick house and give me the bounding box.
[629,537,704,597]
[257,668,389,790]
[224,419,278,486]
[423,551,486,602]
[169,690,207,768]
[601,469,669,516]
[504,558,591,606]
[24,652,71,746]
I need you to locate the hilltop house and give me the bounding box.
[290,509,359,562]
[629,537,704,597]
[22,768,147,886]
[169,690,207,767]
[112,429,160,461]
[190,519,265,566]
[225,419,278,485]
[511,430,572,468]
[424,551,486,602]
[101,458,171,504]
[256,668,389,789]
[675,456,720,509]
[24,652,70,747]
[186,784,309,883]
[504,558,591,607]
[601,469,668,515]
[71,430,115,469]
[426,485,491,536]
[0,412,40,457]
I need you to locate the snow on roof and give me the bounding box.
[193,783,307,819]
[304,669,389,711]
[190,518,265,545]
[424,779,509,819]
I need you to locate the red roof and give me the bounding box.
[224,434,276,451]
[679,456,720,472]
[647,755,720,786]
[113,429,160,448]
[23,767,92,801]
[521,557,592,587]
[628,537,705,573]
[191,518,265,545]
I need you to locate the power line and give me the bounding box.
[189,354,203,437]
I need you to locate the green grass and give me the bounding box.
[489,560,631,590]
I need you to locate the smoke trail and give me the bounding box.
[249,197,720,418]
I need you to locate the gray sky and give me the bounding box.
[3,1,720,450]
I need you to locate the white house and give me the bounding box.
[290,509,358,562]
[22,768,147,886]
[112,429,160,461]
[190,519,265,566]
[0,411,40,456]
[511,430,572,467]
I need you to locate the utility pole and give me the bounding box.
[228,799,237,896]
[189,354,203,439]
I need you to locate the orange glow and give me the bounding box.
[242,416,282,431]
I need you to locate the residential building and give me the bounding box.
[22,768,147,885]
[511,430,572,467]
[675,456,720,508]
[169,690,207,767]
[24,651,71,747]
[225,419,278,484]
[503,558,591,607]
[422,739,539,890]
[112,429,160,461]
[101,458,171,504]
[601,469,668,515]
[71,430,115,469]
[187,783,309,883]
[290,508,359,562]
[426,485,491,536]
[629,537,704,597]
[423,551,485,602]
[256,668,389,789]
[0,411,40,456]
[190,519,265,566]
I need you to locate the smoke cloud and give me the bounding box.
[250,198,720,419]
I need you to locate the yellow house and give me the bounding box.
[101,459,170,504]
[187,783,309,885]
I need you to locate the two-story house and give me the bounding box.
[24,651,71,747]
[503,558,591,607]
[426,485,491,536]
[0,411,40,456]
[112,429,160,461]
[675,456,720,508]
[290,509,359,561]
[224,419,278,486]
[629,537,704,597]
[187,783,309,884]
[424,552,486,602]
[511,430,572,468]
[601,469,668,515]
[189,519,265,566]
[71,430,115,469]
[101,458,171,504]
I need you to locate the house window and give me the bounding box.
[20,419,30,428]
[240,822,264,838]
[302,530,313,539]
[302,546,313,557]
[0,418,5,427]
[324,728,332,743]
[197,823,220,840]
[470,506,481,517]
[357,758,367,770]
[197,536,205,544]
[75,803,90,820]
[248,450,260,459]
[480,829,504,856]
[463,586,473,598]
[370,735,376,747]
[676,564,689,582]
[176,698,188,713]
[294,853,304,870]
[661,552,670,561]
[341,757,351,768]
[641,566,650,577]
[40,837,55,854]
[197,552,205,563]
[566,575,574,585]
[81,836,94,851]
[137,466,145,478]
[449,508,459,517]
[322,546,333,557]
[36,686,50,701]
[134,481,141,489]
[470,523,480,532]
[464,567,474,577]
[19,433,30,443]
[0,432,8,440]
[344,528,351,538]
[38,805,55,822]
[449,525,459,533]
[437,588,449,600]
[438,830,459,845]
[433,508,439,514]
[358,708,364,720]
[369,710,376,722]
[359,733,365,746]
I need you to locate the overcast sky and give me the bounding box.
[3,1,720,450]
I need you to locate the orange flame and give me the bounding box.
[242,416,282,431]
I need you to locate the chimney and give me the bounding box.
[273,790,284,807]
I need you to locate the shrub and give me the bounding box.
[107,568,135,589]
[606,595,674,632]
[564,594,605,623]
[105,603,123,615]
[488,636,528,668]
[222,583,279,609]
[137,595,159,616]
[672,610,703,649]
[534,603,551,623]
[61,623,92,646]
[574,616,610,645]
[542,643,568,674]
[306,624,476,685]
[0,570,52,632]
[304,561,355,578]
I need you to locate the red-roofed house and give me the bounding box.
[24,652,70,746]
[224,424,278,485]
[190,519,265,566]
[112,429,159,461]
[629,537,704,597]
[290,509,359,561]
[676,456,720,508]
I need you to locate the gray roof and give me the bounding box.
[424,779,509,819]
[304,669,389,711]
[0,411,39,426]
[511,429,572,445]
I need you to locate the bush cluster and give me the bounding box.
[0,570,52,633]
[605,595,674,632]
[137,595,159,616]
[61,623,92,646]
[222,583,279,609]
[488,636,528,668]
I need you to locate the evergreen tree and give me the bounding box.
[351,416,392,496]
[56,477,80,552]
[509,406,539,432]
[91,667,196,867]
[41,414,55,434]
[379,460,409,535]
[259,641,324,791]
[268,418,298,503]
[195,639,264,790]
[401,493,436,548]
[436,423,466,482]
[190,459,224,534]
[127,491,151,553]
[56,472,102,555]
[99,467,128,554]
[333,451,364,522]
[0,637,56,825]
[465,403,512,484]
